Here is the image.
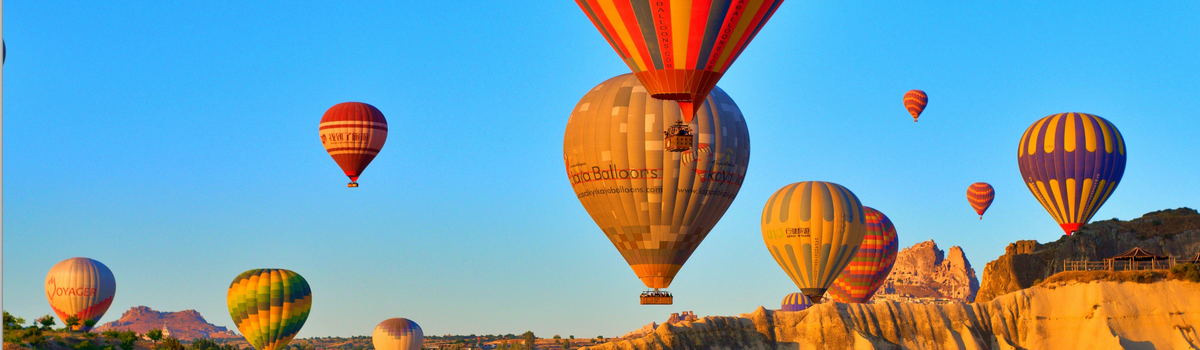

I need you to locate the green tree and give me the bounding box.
[38,315,57,330]
[64,315,82,331]
[147,328,164,343]
[562,338,572,350]
[117,330,140,350]
[75,339,100,350]
[523,331,536,350]
[83,319,99,332]
[160,336,186,350]
[3,311,26,330]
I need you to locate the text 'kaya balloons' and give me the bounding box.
[1017,113,1126,236]
[373,318,424,350]
[320,102,388,187]
[564,73,750,298]
[780,292,811,312]
[576,0,784,123]
[967,182,995,219]
[825,207,898,303]
[227,269,312,350]
[45,258,116,331]
[762,181,866,303]
[903,90,927,122]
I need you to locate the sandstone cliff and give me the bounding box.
[976,208,1200,303]
[867,240,979,302]
[95,306,238,340]
[584,280,1200,350]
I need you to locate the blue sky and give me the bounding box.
[4,0,1199,339]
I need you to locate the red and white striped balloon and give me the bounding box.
[319,102,388,186]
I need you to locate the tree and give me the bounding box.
[562,338,572,350]
[38,315,57,330]
[64,315,82,331]
[117,330,140,350]
[147,328,164,343]
[4,311,26,330]
[83,319,99,332]
[522,331,536,350]
[160,336,186,350]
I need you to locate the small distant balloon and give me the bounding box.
[373,318,423,350]
[45,258,116,331]
[780,292,812,312]
[227,269,311,350]
[319,102,388,187]
[967,183,995,219]
[903,90,927,122]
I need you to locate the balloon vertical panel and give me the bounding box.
[564,73,750,289]
[227,269,311,350]
[761,181,865,302]
[45,258,117,330]
[1017,112,1126,235]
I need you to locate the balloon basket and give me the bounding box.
[640,290,673,305]
[664,120,694,152]
[347,182,359,188]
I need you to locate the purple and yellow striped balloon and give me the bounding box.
[825,207,898,303]
[780,292,812,312]
[1017,112,1126,236]
[967,182,995,219]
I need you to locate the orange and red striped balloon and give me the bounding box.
[903,90,927,122]
[576,0,784,123]
[319,102,388,187]
[967,182,995,219]
[825,207,898,304]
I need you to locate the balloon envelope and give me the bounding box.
[967,182,995,219]
[564,73,750,289]
[373,318,423,350]
[319,102,388,183]
[227,269,312,350]
[576,0,784,122]
[1017,112,1126,235]
[903,90,927,122]
[780,292,811,312]
[761,181,866,303]
[45,257,116,331]
[826,207,898,303]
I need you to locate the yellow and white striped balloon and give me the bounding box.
[761,181,866,303]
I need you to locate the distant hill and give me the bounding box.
[95,306,239,341]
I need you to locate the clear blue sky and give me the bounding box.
[4,0,1199,339]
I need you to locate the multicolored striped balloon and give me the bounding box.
[761,181,866,303]
[319,102,388,186]
[780,292,811,312]
[967,182,995,219]
[825,207,898,303]
[227,269,312,350]
[1017,112,1126,236]
[373,318,423,350]
[576,0,784,123]
[903,90,927,122]
[564,74,750,290]
[45,258,116,331]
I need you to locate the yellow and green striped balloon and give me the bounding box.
[227,269,312,350]
[761,181,866,303]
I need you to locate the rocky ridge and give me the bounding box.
[866,240,979,302]
[976,208,1200,302]
[583,280,1200,349]
[94,306,238,340]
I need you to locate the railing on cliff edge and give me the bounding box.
[1062,259,1182,272]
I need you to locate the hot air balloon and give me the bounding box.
[903,90,927,122]
[576,0,783,151]
[967,182,995,219]
[373,318,423,350]
[1018,112,1126,236]
[761,181,866,303]
[564,74,750,305]
[780,292,811,312]
[227,269,312,350]
[319,102,388,187]
[825,207,898,303]
[45,258,116,331]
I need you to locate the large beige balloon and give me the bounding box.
[45,257,116,331]
[563,73,750,289]
[373,318,423,350]
[761,181,867,303]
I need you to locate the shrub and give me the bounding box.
[1170,263,1200,283]
[1134,271,1157,283]
[75,340,100,350]
[160,337,186,350]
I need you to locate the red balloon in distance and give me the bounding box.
[319,102,388,187]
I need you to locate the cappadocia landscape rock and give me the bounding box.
[94,306,239,341]
[863,240,979,303]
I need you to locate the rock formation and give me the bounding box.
[867,240,979,302]
[584,280,1200,349]
[976,208,1200,302]
[621,311,702,339]
[94,306,239,340]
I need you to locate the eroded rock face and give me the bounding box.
[870,240,979,302]
[976,208,1200,303]
[583,280,1200,350]
[94,306,238,340]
